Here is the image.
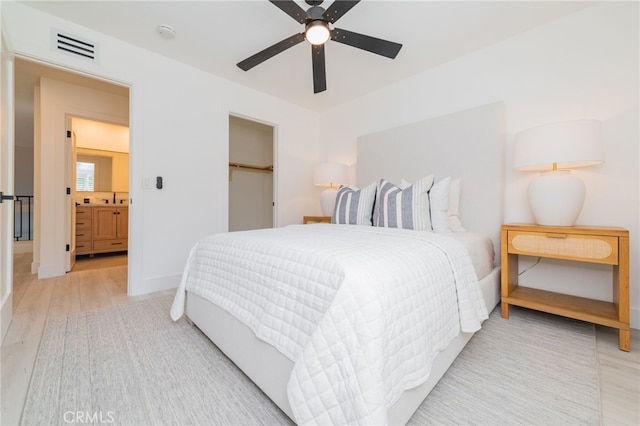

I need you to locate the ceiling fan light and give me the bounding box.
[305,21,330,45]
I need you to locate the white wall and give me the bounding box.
[73,118,129,153]
[3,2,320,295]
[13,145,32,195]
[318,3,640,328]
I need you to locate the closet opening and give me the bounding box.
[228,115,275,232]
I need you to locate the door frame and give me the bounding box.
[65,116,76,272]
[228,112,278,230]
[12,55,133,291]
[64,115,130,272]
[0,30,15,342]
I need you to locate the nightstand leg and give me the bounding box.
[619,329,630,352]
[501,301,509,319]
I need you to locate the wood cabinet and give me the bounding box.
[75,205,128,255]
[303,216,331,224]
[500,223,630,351]
[92,206,128,253]
[75,207,93,255]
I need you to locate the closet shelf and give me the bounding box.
[229,162,273,172]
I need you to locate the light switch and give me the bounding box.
[143,177,153,189]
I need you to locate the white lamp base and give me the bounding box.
[527,170,585,226]
[320,188,338,217]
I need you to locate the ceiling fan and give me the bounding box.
[237,0,403,94]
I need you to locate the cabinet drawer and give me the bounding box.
[75,219,92,231]
[75,230,91,242]
[508,231,619,265]
[76,242,92,254]
[93,239,128,252]
[76,207,92,217]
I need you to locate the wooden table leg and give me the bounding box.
[619,329,630,352]
[501,301,509,319]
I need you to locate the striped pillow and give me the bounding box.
[373,176,434,230]
[332,182,377,225]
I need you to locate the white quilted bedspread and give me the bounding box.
[171,224,488,425]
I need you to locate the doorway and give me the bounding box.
[228,115,275,231]
[69,117,130,272]
[14,58,130,278]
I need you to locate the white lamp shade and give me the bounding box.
[313,162,347,188]
[514,119,604,171]
[514,119,604,227]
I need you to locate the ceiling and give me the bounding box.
[19,1,591,112]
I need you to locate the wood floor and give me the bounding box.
[1,253,174,425]
[1,252,639,425]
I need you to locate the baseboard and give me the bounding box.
[37,264,65,279]
[130,274,181,297]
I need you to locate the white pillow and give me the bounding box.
[401,176,451,232]
[429,177,452,232]
[402,176,465,232]
[332,181,377,225]
[374,175,434,230]
[448,178,466,232]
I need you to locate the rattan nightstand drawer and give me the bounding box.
[507,231,619,265]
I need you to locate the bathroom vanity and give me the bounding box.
[75,205,128,255]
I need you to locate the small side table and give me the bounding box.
[303,216,331,224]
[500,223,630,351]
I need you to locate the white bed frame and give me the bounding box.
[185,102,505,424]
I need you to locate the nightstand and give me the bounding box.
[303,216,331,224]
[500,223,630,351]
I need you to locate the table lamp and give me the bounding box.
[513,119,604,226]
[313,162,347,216]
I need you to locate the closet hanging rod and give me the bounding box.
[229,162,273,172]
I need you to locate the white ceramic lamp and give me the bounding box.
[313,162,347,217]
[514,119,604,226]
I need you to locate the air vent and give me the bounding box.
[51,29,98,61]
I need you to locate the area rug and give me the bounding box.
[21,294,600,425]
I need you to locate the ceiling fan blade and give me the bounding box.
[237,33,305,71]
[322,0,360,24]
[331,27,402,59]
[312,44,327,94]
[269,0,310,24]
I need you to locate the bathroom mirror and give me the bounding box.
[76,148,129,192]
[76,153,112,192]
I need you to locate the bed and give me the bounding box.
[171,102,505,425]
